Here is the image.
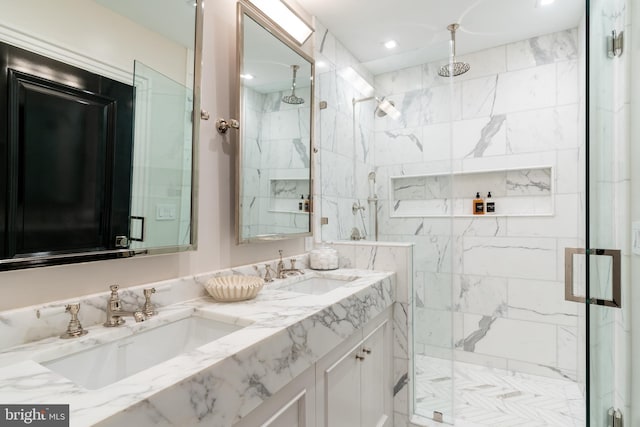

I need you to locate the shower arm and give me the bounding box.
[448,23,459,59]
[290,65,299,95]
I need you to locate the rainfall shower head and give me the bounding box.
[282,64,305,105]
[438,23,470,78]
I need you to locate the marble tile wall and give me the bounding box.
[313,20,376,242]
[372,28,585,385]
[240,86,311,236]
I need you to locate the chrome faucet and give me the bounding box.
[104,285,146,327]
[276,250,305,279]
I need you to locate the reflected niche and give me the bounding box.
[237,3,314,243]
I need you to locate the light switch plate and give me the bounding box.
[156,204,177,221]
[632,221,640,255]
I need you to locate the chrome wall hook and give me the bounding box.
[216,118,240,134]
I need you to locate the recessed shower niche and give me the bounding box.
[390,166,554,217]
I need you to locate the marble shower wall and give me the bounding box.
[313,20,376,241]
[373,29,585,381]
[240,86,311,237]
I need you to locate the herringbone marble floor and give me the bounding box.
[414,355,585,426]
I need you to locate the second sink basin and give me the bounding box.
[273,275,357,295]
[42,313,246,390]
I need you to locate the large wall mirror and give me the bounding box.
[0,0,202,270]
[236,3,314,243]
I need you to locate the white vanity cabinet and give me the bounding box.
[232,367,316,427]
[232,308,393,427]
[316,309,392,427]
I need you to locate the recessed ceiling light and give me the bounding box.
[536,0,555,6]
[384,40,398,49]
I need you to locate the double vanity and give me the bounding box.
[0,256,395,427]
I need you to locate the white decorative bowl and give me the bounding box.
[204,275,265,302]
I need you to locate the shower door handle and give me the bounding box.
[564,247,621,308]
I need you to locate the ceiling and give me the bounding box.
[293,0,584,75]
[243,13,313,93]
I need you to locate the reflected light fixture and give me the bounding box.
[248,0,314,45]
[240,73,255,80]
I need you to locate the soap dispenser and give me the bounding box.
[486,192,495,214]
[473,192,484,215]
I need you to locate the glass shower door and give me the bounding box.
[585,0,630,424]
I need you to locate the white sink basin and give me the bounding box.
[42,314,245,390]
[274,276,357,295]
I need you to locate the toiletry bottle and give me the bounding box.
[473,192,484,215]
[486,192,495,214]
[304,195,310,212]
[299,195,304,211]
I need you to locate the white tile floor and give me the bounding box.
[414,355,585,427]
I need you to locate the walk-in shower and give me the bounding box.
[315,0,632,424]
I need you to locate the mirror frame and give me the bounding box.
[0,1,203,270]
[235,2,315,244]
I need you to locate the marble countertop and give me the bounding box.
[0,268,394,427]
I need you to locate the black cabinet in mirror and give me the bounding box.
[0,0,202,270]
[0,43,134,265]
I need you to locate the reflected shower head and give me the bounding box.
[282,64,305,104]
[438,23,470,78]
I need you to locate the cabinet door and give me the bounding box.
[360,319,392,427]
[233,367,315,427]
[321,342,362,427]
[261,390,308,427]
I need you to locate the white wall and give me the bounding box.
[0,0,307,311]
[0,0,187,85]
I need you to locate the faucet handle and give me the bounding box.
[142,288,156,317]
[60,303,88,339]
[264,264,274,282]
[290,258,297,269]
